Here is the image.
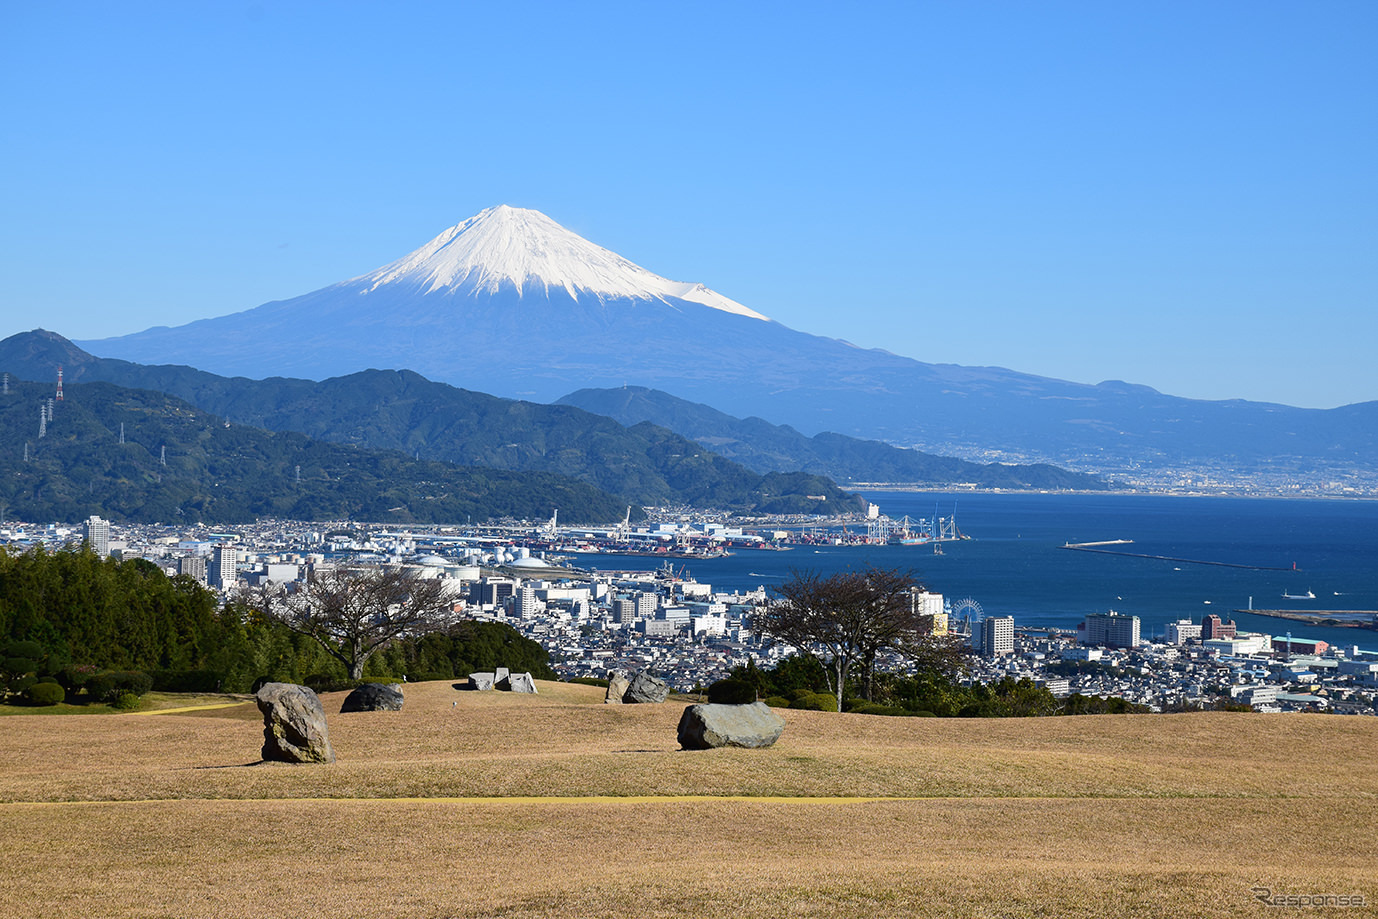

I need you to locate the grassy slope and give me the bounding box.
[0,680,1374,918]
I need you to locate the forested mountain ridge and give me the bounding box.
[559,386,1109,490]
[0,330,864,515]
[0,378,631,524]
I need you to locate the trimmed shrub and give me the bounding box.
[305,675,401,694]
[567,677,610,688]
[26,682,65,706]
[706,679,757,705]
[150,670,224,693]
[1,641,45,662]
[111,692,142,711]
[762,695,791,709]
[87,671,153,704]
[56,665,96,693]
[304,673,350,694]
[851,702,909,717]
[3,656,38,678]
[789,691,839,712]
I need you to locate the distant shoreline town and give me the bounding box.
[8,511,1375,718]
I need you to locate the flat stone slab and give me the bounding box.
[677,702,785,750]
[468,673,496,691]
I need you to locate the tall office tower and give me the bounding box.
[211,544,239,591]
[981,616,1015,656]
[83,515,110,557]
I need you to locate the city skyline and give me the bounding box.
[3,2,1374,409]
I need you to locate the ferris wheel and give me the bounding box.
[951,597,985,642]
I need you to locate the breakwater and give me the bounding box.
[1060,542,1295,571]
[1236,609,1378,631]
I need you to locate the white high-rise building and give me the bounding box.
[1166,619,1202,645]
[1080,611,1141,648]
[83,515,110,557]
[179,555,208,585]
[635,591,657,620]
[981,616,1015,657]
[514,586,541,621]
[211,544,238,591]
[912,589,947,635]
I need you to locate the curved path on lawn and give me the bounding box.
[129,701,253,716]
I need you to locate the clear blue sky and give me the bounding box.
[3,1,1374,408]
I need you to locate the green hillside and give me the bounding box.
[0,330,864,515]
[0,379,629,524]
[559,385,1110,490]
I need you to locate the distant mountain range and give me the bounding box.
[0,331,864,517]
[0,377,630,526]
[76,205,1378,484]
[559,386,1106,490]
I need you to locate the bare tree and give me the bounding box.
[759,565,927,712]
[265,566,455,680]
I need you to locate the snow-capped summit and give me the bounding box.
[356,205,769,321]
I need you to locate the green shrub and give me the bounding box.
[111,692,142,711]
[789,691,839,712]
[568,677,610,688]
[2,641,45,662]
[56,665,96,693]
[851,702,909,717]
[707,679,757,705]
[3,656,38,677]
[87,671,153,703]
[150,669,224,693]
[26,682,65,706]
[304,673,350,693]
[304,675,401,694]
[762,695,791,709]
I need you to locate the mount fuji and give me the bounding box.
[81,206,1378,480]
[84,205,785,397]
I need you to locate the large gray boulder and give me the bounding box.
[340,682,404,713]
[467,672,496,691]
[604,671,630,704]
[503,672,538,693]
[624,670,670,704]
[256,682,335,764]
[677,702,786,750]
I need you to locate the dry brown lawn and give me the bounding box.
[1,679,1374,918]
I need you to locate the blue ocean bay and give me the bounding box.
[581,492,1378,653]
